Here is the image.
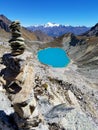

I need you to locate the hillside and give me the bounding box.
[33,30,53,42]
[0,14,38,41]
[0,22,98,130]
[82,23,98,36]
[0,14,53,42]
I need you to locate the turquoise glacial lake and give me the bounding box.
[37,48,70,68]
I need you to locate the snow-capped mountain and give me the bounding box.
[27,22,90,37]
[44,22,60,27]
[31,22,60,28]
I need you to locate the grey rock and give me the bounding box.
[45,103,74,119]
[0,92,15,130]
[0,92,14,115]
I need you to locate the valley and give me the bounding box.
[0,15,98,130]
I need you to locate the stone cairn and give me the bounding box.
[9,21,25,56]
[0,21,40,129]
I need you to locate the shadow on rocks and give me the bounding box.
[0,110,19,130]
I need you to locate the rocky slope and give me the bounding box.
[34,30,53,42]
[0,14,53,42]
[0,14,38,41]
[0,23,98,130]
[82,23,98,36]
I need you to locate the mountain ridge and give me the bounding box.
[29,22,89,28]
[0,18,98,129]
[0,14,38,41]
[27,22,90,37]
[82,22,98,36]
[0,14,53,42]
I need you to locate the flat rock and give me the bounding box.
[10,41,25,46]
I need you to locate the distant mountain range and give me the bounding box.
[1,14,98,42]
[27,22,90,37]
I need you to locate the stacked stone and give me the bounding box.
[9,21,25,56]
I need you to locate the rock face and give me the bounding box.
[0,14,11,32]
[83,23,98,36]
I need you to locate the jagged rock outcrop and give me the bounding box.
[0,14,11,32]
[0,19,10,32]
[83,23,98,36]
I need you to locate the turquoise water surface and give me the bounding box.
[37,48,70,68]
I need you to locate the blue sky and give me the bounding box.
[0,0,98,26]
